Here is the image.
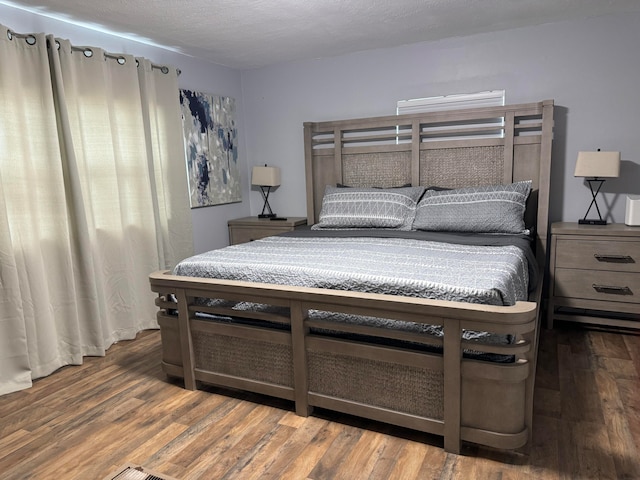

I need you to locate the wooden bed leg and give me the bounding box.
[523,327,539,455]
[290,300,311,416]
[176,289,197,391]
[443,318,462,454]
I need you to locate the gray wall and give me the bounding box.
[1,4,250,254]
[241,13,640,225]
[3,5,640,257]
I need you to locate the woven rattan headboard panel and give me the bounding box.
[303,100,554,258]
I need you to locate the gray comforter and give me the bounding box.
[173,234,530,306]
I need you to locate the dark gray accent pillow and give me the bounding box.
[313,186,426,230]
[412,181,532,234]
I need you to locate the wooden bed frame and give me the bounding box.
[149,99,554,454]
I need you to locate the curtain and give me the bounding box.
[0,25,193,396]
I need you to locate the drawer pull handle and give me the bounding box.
[592,284,633,295]
[593,254,635,263]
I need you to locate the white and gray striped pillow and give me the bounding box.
[412,181,532,233]
[313,186,426,230]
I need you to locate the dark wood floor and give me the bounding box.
[1,323,638,480]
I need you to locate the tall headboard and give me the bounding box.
[303,99,554,262]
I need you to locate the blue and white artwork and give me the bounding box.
[180,90,241,207]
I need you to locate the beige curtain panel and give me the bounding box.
[0,25,193,396]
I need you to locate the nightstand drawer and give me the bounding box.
[227,216,308,245]
[229,227,281,244]
[554,269,640,304]
[555,239,640,272]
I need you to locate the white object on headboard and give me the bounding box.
[396,90,505,115]
[396,90,506,142]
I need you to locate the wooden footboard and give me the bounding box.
[150,270,538,454]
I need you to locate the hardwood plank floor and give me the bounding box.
[1,323,639,480]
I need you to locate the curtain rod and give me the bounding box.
[6,28,180,76]
[69,44,181,76]
[6,29,36,44]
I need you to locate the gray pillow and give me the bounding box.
[313,185,426,230]
[412,181,532,233]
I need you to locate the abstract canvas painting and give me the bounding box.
[179,90,241,207]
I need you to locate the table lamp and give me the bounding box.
[251,165,281,218]
[574,150,620,225]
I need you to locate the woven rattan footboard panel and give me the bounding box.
[308,350,444,419]
[193,331,294,387]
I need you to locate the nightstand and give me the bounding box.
[547,222,640,329]
[227,216,307,245]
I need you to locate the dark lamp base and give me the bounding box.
[579,218,607,225]
[258,213,277,219]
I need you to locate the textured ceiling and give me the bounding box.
[5,0,640,69]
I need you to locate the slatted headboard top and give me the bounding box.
[303,99,554,259]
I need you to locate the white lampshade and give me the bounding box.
[574,151,620,178]
[251,166,281,187]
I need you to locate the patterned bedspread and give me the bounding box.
[173,235,529,306]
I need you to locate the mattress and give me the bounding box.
[173,230,534,306]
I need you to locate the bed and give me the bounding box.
[149,99,554,454]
